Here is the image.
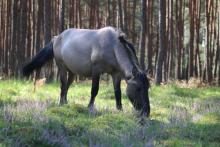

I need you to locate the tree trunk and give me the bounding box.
[147,0,153,76]
[156,0,166,85]
[26,0,32,59]
[123,0,128,34]
[163,0,169,82]
[132,0,137,44]
[59,0,65,32]
[205,0,213,82]
[35,0,43,79]
[117,0,124,31]
[11,0,18,77]
[44,0,54,82]
[32,0,36,58]
[169,0,175,79]
[139,0,146,70]
[195,0,202,78]
[189,0,195,78]
[218,2,220,85]
[44,0,51,44]
[18,0,27,78]
[112,0,116,27]
[1,0,5,76]
[176,0,184,80]
[4,0,11,76]
[89,0,95,28]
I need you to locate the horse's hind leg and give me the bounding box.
[59,69,74,105]
[60,69,67,104]
[88,75,100,109]
[67,72,74,89]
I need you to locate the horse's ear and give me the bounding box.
[118,36,126,44]
[144,68,152,76]
[144,69,153,86]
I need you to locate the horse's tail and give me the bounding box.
[22,41,54,77]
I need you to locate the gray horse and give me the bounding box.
[23,27,150,116]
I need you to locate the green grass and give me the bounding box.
[0,80,220,147]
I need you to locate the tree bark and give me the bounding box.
[205,0,213,82]
[35,0,44,79]
[139,0,146,70]
[195,0,202,78]
[189,0,195,78]
[117,0,124,31]
[59,0,65,32]
[132,0,137,44]
[123,0,128,34]
[176,0,184,80]
[44,0,54,82]
[218,1,220,85]
[147,0,153,75]
[169,0,175,79]
[156,0,166,85]
[18,0,27,78]
[11,0,18,77]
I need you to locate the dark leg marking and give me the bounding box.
[112,75,122,110]
[59,70,74,105]
[88,75,100,108]
[66,72,74,90]
[60,70,67,105]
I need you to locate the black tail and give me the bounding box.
[23,41,54,77]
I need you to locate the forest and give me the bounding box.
[0,0,219,85]
[0,0,220,146]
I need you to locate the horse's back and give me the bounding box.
[53,27,119,76]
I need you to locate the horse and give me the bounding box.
[22,27,150,117]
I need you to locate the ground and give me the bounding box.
[0,80,219,147]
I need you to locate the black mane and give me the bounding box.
[135,71,150,87]
[118,36,139,70]
[118,36,136,55]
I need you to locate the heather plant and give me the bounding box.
[0,80,219,146]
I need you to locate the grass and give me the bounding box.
[0,79,220,147]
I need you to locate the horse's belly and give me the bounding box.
[62,51,117,76]
[62,48,92,76]
[66,62,92,76]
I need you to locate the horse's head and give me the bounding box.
[117,35,150,117]
[126,70,150,117]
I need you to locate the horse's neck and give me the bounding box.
[114,44,134,78]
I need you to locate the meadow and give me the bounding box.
[0,79,219,147]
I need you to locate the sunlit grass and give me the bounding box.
[0,79,220,146]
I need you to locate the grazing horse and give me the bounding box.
[23,27,150,116]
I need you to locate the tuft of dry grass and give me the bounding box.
[175,78,207,88]
[33,78,46,91]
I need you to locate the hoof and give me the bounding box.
[88,103,95,112]
[59,100,68,105]
[116,105,123,111]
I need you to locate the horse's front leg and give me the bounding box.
[88,75,100,109]
[112,75,122,110]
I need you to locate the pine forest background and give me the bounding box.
[0,0,220,85]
